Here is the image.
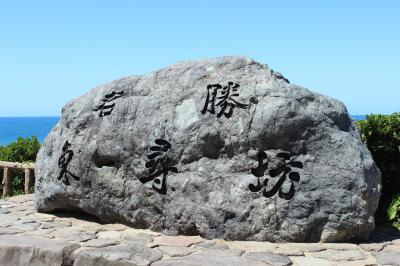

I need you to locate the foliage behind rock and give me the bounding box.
[0,136,41,196]
[358,113,400,225]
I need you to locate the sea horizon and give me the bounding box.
[0,115,367,146]
[0,117,60,145]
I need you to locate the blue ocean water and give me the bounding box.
[0,117,59,145]
[352,115,366,121]
[0,115,366,146]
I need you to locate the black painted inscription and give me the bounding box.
[58,141,80,185]
[249,151,303,200]
[140,139,178,195]
[201,82,248,118]
[93,90,124,117]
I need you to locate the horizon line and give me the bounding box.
[0,116,60,118]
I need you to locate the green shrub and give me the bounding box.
[357,112,400,225]
[388,194,400,230]
[0,136,41,197]
[0,136,41,163]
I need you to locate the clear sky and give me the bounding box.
[0,1,398,116]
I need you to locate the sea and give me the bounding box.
[0,115,366,146]
[0,117,59,145]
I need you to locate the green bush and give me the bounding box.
[0,136,41,197]
[0,136,41,163]
[357,112,400,225]
[388,194,400,230]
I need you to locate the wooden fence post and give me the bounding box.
[24,168,31,195]
[0,161,35,197]
[2,168,12,197]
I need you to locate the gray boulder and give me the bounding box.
[35,56,381,242]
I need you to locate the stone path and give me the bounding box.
[0,194,399,266]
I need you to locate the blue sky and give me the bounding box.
[0,1,398,116]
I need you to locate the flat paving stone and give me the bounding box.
[290,256,334,266]
[16,216,37,224]
[32,213,55,222]
[156,246,194,257]
[62,232,95,242]
[194,239,229,249]
[123,234,154,245]
[49,219,73,227]
[376,251,400,266]
[0,208,11,214]
[0,234,80,266]
[100,223,127,231]
[308,249,367,261]
[81,238,120,248]
[81,226,102,235]
[22,228,56,238]
[40,222,57,229]
[382,244,400,252]
[273,246,304,256]
[13,221,40,231]
[197,248,244,257]
[228,240,276,252]
[359,242,386,252]
[54,226,82,234]
[0,226,24,235]
[122,228,162,237]
[151,253,270,266]
[52,227,95,242]
[7,194,34,203]
[0,200,17,207]
[0,214,19,226]
[153,235,204,247]
[334,257,377,266]
[8,205,29,212]
[284,243,327,252]
[97,230,122,240]
[229,241,303,256]
[70,218,101,226]
[11,194,33,200]
[244,251,292,266]
[74,244,163,266]
[322,243,360,250]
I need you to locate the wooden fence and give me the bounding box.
[0,161,35,197]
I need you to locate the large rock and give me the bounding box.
[35,56,381,242]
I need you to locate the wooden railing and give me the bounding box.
[0,161,35,197]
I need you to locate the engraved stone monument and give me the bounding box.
[35,56,381,242]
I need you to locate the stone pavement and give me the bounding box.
[0,195,399,266]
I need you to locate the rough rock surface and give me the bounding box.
[35,56,381,242]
